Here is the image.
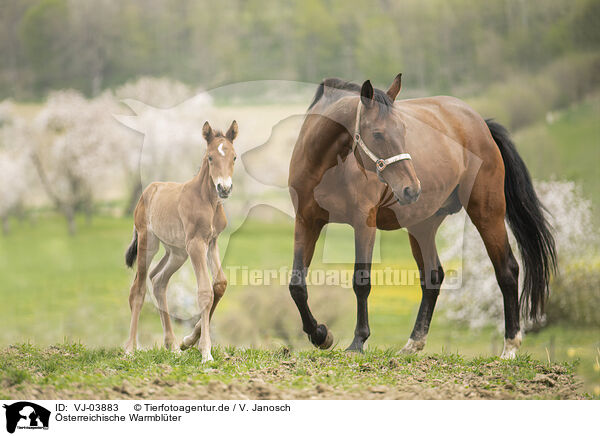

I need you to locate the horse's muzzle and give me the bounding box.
[396,185,421,205]
[217,183,232,199]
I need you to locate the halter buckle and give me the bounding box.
[375,159,387,171]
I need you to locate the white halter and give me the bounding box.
[352,100,411,172]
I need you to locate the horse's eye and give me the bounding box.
[208,156,213,162]
[233,156,237,162]
[373,132,384,140]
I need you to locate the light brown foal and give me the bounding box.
[124,120,238,362]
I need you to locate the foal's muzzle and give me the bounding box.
[217,183,232,199]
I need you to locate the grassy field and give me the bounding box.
[0,215,598,399]
[0,343,588,400]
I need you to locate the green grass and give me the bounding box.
[0,343,590,399]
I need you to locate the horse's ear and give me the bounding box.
[226,120,238,142]
[360,80,374,107]
[202,121,213,142]
[386,73,402,101]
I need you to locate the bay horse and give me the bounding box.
[288,74,556,358]
[124,120,238,362]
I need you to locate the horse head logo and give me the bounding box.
[3,402,51,433]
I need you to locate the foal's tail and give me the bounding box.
[486,119,557,321]
[125,228,138,268]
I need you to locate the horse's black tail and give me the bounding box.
[486,119,557,321]
[125,228,138,268]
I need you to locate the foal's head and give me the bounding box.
[202,120,238,199]
[356,74,421,205]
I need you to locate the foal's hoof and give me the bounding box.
[310,324,334,350]
[180,341,190,351]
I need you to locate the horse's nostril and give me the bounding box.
[402,186,421,202]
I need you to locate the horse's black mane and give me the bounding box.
[308,78,393,115]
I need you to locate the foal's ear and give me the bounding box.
[226,120,238,142]
[386,73,402,101]
[202,121,214,142]
[360,80,374,107]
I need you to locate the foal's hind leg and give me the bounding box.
[400,216,445,354]
[346,224,376,352]
[151,246,188,351]
[289,217,333,349]
[125,230,159,353]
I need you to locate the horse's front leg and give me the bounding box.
[401,217,445,354]
[289,216,333,349]
[181,237,214,362]
[346,224,376,352]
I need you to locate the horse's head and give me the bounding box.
[356,74,421,205]
[202,120,238,199]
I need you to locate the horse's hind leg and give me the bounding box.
[151,246,188,351]
[467,201,521,358]
[125,230,159,353]
[400,216,445,354]
[346,224,376,352]
[289,217,333,349]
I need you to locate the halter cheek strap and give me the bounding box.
[353,100,411,172]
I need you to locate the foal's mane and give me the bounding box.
[308,78,393,116]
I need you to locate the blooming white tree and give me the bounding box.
[438,180,596,330]
[0,102,32,234]
[31,90,132,233]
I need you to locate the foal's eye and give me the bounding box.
[373,132,384,140]
[208,156,213,162]
[233,156,237,162]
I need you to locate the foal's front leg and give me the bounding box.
[207,238,227,318]
[181,238,214,362]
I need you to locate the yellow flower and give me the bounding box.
[567,348,577,358]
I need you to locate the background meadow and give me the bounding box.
[0,0,598,396]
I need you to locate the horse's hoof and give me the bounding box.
[318,327,334,350]
[398,338,425,355]
[309,324,334,349]
[180,342,189,351]
[345,345,364,353]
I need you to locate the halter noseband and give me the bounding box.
[352,100,411,172]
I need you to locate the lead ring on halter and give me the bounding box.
[353,100,412,172]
